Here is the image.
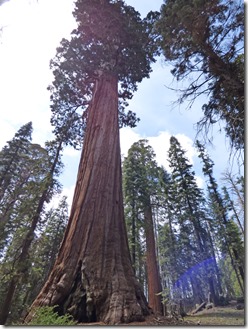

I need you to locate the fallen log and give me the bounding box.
[191,301,207,314]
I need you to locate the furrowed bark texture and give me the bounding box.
[144,201,162,314]
[24,73,149,324]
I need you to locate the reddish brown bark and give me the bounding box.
[144,201,162,314]
[24,72,149,324]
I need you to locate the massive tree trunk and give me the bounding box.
[144,200,162,314]
[24,72,150,325]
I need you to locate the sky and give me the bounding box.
[0,0,244,209]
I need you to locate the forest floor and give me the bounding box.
[78,301,245,326]
[183,303,245,326]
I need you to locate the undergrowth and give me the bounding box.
[24,305,77,325]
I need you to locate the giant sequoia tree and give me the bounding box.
[25,0,157,324]
[123,140,163,314]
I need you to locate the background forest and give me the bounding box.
[0,126,244,324]
[0,0,244,325]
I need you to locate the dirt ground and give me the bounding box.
[184,304,245,326]
[79,302,245,326]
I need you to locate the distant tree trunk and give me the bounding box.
[231,202,244,236]
[190,276,203,306]
[24,73,150,325]
[185,196,219,304]
[207,175,244,287]
[206,223,223,296]
[0,142,62,325]
[0,275,18,324]
[232,249,244,290]
[0,209,47,324]
[144,200,162,314]
[208,277,218,306]
[131,199,136,269]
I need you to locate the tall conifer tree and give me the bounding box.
[0,124,65,324]
[196,140,244,294]
[168,136,218,305]
[25,0,157,324]
[123,140,162,314]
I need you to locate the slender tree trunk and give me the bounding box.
[0,142,62,325]
[208,276,218,306]
[208,175,244,286]
[0,195,46,325]
[0,275,18,324]
[190,276,203,306]
[224,172,244,210]
[185,194,218,304]
[229,250,244,294]
[24,72,149,325]
[206,223,223,296]
[230,201,244,235]
[232,249,244,287]
[144,200,162,314]
[131,198,136,269]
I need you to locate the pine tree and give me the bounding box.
[36,196,69,283]
[222,171,244,235]
[0,197,69,324]
[196,140,244,295]
[20,197,69,317]
[25,1,157,324]
[168,136,218,305]
[0,129,64,324]
[0,122,33,249]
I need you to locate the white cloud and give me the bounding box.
[195,176,204,189]
[175,133,197,165]
[120,128,198,170]
[148,131,172,171]
[119,127,142,157]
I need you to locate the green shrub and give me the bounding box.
[26,305,76,325]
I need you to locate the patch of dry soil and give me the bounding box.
[184,304,245,326]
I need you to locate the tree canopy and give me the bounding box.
[49,0,158,147]
[156,0,244,151]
